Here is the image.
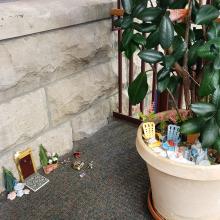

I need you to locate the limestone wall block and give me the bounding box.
[71,99,112,141]
[0,20,114,102]
[0,89,49,151]
[46,62,117,126]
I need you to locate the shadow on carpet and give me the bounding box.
[0,120,153,220]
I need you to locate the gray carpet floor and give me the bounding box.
[0,120,153,220]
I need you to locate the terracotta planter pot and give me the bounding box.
[136,110,220,220]
[43,163,58,174]
[187,133,200,144]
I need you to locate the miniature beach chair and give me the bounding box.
[142,122,161,148]
[162,125,180,151]
[167,125,180,144]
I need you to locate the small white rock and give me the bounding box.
[7,191,16,200]
[23,189,30,194]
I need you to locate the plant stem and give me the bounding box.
[167,88,183,122]
[181,0,193,109]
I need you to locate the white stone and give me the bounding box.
[47,62,117,126]
[0,89,49,151]
[0,0,116,40]
[0,20,114,102]
[71,99,112,141]
[0,122,72,192]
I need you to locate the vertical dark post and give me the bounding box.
[117,0,123,113]
[140,33,146,113]
[140,60,145,113]
[129,56,133,116]
[157,92,169,112]
[152,63,157,104]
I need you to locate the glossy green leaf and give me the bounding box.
[196,38,220,60]
[191,103,216,117]
[121,0,133,14]
[199,65,219,97]
[195,5,219,25]
[212,86,220,108]
[163,55,175,68]
[214,54,220,70]
[157,75,170,93]
[157,0,170,8]
[132,2,146,17]
[132,33,146,46]
[133,22,157,33]
[174,24,195,43]
[213,0,220,9]
[214,136,220,153]
[159,14,174,49]
[138,49,163,63]
[122,28,133,47]
[157,67,170,81]
[207,22,220,40]
[128,72,148,105]
[216,108,220,127]
[172,36,187,61]
[169,0,188,9]
[146,29,160,49]
[188,40,203,66]
[125,41,137,59]
[121,16,133,29]
[138,7,163,22]
[180,117,204,135]
[201,118,219,148]
[168,76,180,94]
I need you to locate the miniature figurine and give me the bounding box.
[72,161,85,171]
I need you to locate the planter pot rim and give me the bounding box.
[136,122,220,181]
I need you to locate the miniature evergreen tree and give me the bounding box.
[39,144,48,167]
[3,167,16,193]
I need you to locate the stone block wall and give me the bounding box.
[0,0,124,191]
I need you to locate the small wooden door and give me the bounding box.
[19,154,35,179]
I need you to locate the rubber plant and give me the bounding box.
[116,0,220,152]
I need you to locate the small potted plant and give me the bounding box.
[39,144,58,174]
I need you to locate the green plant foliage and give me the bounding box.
[128,72,148,105]
[138,49,163,63]
[39,144,48,167]
[180,117,205,135]
[191,103,216,117]
[122,0,133,14]
[157,67,170,81]
[119,0,220,149]
[3,167,16,193]
[201,118,219,148]
[122,28,133,47]
[207,22,220,40]
[132,33,146,46]
[145,29,160,48]
[199,65,219,97]
[188,40,203,66]
[159,14,174,49]
[138,7,163,22]
[133,22,157,33]
[157,75,170,93]
[195,5,219,25]
[212,86,220,107]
